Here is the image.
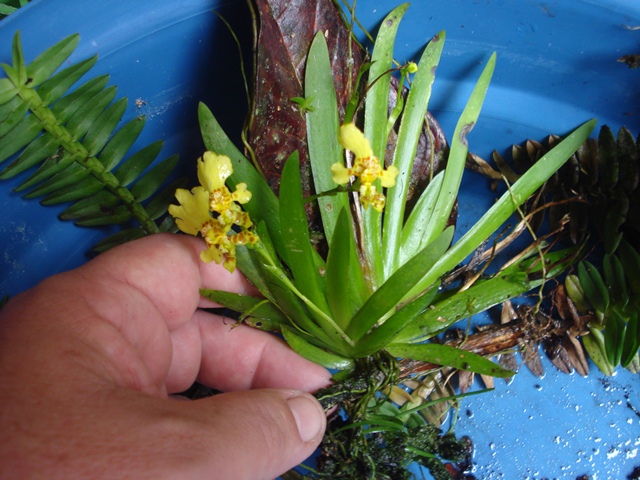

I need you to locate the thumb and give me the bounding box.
[182,388,326,479]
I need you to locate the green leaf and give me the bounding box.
[282,325,354,371]
[0,114,42,163]
[392,246,581,344]
[619,239,640,297]
[361,2,410,284]
[621,312,639,368]
[386,342,515,378]
[0,77,19,104]
[84,97,128,156]
[41,176,103,205]
[10,31,27,86]
[353,285,439,357]
[405,119,596,299]
[114,139,163,186]
[75,204,132,226]
[304,31,350,243]
[603,254,628,310]
[130,154,179,201]
[399,170,445,265]
[582,328,614,376]
[578,260,610,313]
[345,226,454,343]
[59,187,119,220]
[604,311,625,366]
[37,54,98,104]
[325,208,369,330]
[279,152,330,314]
[0,132,60,179]
[0,95,28,136]
[51,75,110,123]
[65,85,117,140]
[26,34,80,88]
[199,289,288,328]
[23,161,89,198]
[99,116,147,172]
[382,31,446,278]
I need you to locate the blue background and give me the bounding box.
[1,0,639,478]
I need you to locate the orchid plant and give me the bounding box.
[166,4,595,477]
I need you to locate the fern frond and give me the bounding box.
[0,31,183,248]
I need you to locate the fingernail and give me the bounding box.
[287,393,324,443]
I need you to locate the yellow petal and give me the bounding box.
[331,162,351,185]
[232,182,252,204]
[339,123,373,160]
[169,186,211,235]
[379,165,399,188]
[200,245,223,264]
[197,151,233,192]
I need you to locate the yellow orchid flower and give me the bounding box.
[331,123,399,212]
[169,151,258,272]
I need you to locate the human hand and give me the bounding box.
[0,233,330,479]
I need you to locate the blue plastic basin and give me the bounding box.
[1,1,638,478]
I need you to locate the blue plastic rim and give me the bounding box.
[1,1,639,478]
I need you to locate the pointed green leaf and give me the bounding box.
[75,204,132,226]
[361,3,410,286]
[0,132,60,179]
[199,289,288,328]
[84,97,128,156]
[114,139,163,186]
[41,176,103,205]
[0,114,42,163]
[578,260,610,313]
[619,240,640,297]
[382,32,446,277]
[621,312,639,368]
[52,75,110,123]
[16,150,77,191]
[37,54,98,104]
[23,162,89,198]
[282,325,354,371]
[582,328,614,376]
[60,186,119,220]
[353,285,438,357]
[10,31,27,86]
[0,95,28,135]
[26,34,80,87]
[405,119,596,300]
[130,154,179,201]
[99,116,147,172]
[65,85,117,140]
[386,342,515,378]
[603,254,628,310]
[279,152,330,315]
[0,77,19,104]
[326,207,369,330]
[305,31,349,243]
[399,170,445,265]
[346,227,454,343]
[604,311,625,366]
